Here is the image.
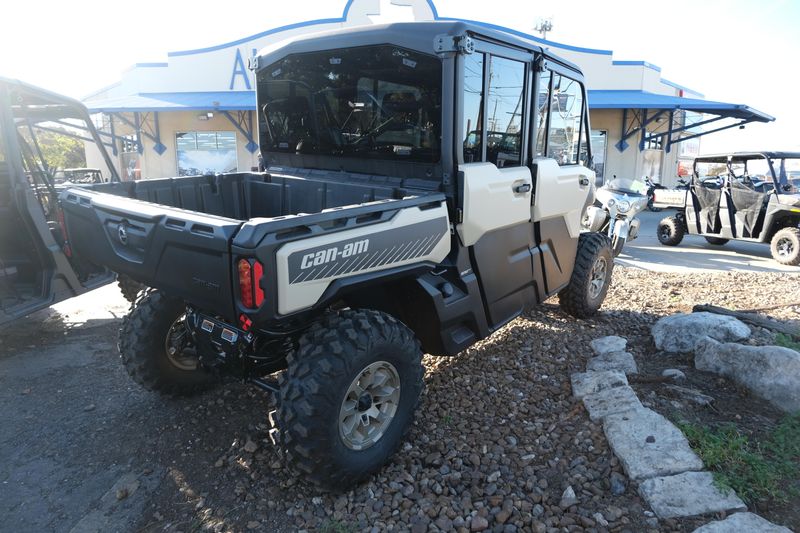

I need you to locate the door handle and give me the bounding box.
[579,176,590,186]
[513,183,531,194]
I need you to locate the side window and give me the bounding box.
[462,53,484,163]
[534,71,551,157]
[485,56,525,168]
[546,74,584,165]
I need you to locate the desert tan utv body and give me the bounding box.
[35,22,612,488]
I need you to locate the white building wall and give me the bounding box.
[83,0,707,183]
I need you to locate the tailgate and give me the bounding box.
[60,188,242,317]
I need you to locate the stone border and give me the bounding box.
[572,336,789,532]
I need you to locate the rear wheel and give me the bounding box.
[770,227,800,265]
[273,309,423,490]
[118,290,218,395]
[559,233,613,319]
[704,236,729,246]
[657,215,685,246]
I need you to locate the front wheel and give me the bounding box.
[704,236,729,246]
[657,215,685,246]
[274,309,424,490]
[770,227,800,265]
[559,233,613,319]
[118,290,218,395]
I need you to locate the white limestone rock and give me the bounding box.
[695,337,800,412]
[652,312,750,353]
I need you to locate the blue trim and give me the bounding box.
[221,110,259,153]
[612,60,661,72]
[661,78,704,98]
[436,16,614,55]
[167,0,440,57]
[152,112,167,155]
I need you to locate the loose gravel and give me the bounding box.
[5,267,798,532]
[136,266,799,532]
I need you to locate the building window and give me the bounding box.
[546,73,584,165]
[176,131,237,176]
[645,135,663,150]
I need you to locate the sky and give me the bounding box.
[1,0,798,154]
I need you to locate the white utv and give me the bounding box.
[56,22,612,489]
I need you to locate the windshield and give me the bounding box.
[257,45,442,163]
[603,176,647,196]
[771,158,800,192]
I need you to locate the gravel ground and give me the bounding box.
[139,267,800,532]
[2,267,799,533]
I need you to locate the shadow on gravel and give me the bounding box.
[4,292,745,533]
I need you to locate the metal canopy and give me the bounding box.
[588,90,774,121]
[588,90,774,154]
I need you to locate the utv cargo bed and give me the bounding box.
[60,170,444,320]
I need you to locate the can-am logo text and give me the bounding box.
[300,239,369,270]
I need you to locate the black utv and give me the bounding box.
[656,152,800,265]
[0,78,147,325]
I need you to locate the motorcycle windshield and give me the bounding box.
[603,177,647,197]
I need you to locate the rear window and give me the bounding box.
[257,45,442,163]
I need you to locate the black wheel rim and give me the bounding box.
[163,314,199,371]
[776,237,794,258]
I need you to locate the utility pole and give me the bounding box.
[534,17,553,40]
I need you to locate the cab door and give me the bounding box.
[529,64,594,293]
[456,42,538,328]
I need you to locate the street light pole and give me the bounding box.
[534,17,553,40]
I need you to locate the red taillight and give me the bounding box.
[253,260,265,306]
[237,258,264,309]
[238,259,254,308]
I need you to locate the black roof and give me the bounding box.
[256,21,581,75]
[696,152,800,163]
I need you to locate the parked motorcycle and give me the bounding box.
[645,177,666,212]
[582,176,649,256]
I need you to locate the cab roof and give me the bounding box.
[255,21,582,77]
[696,152,800,163]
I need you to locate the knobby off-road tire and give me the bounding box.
[558,233,613,319]
[657,215,685,246]
[704,236,729,246]
[117,274,146,304]
[274,309,424,490]
[770,227,800,265]
[118,289,217,395]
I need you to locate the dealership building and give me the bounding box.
[83,0,772,186]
